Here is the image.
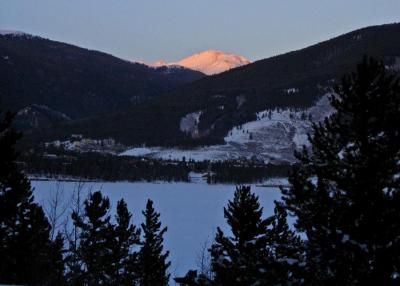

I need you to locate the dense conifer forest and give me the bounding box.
[19,151,291,184]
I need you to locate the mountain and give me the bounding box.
[143,50,251,75]
[24,23,400,161]
[0,31,205,129]
[174,50,251,75]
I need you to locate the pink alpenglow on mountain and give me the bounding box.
[142,50,251,75]
[174,50,251,75]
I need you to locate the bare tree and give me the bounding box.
[44,181,69,240]
[63,181,88,281]
[196,238,213,280]
[63,181,87,243]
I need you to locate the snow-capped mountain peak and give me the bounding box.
[174,49,251,75]
[140,49,251,75]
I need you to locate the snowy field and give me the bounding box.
[32,180,282,280]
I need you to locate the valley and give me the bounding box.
[3,23,400,180]
[21,23,400,161]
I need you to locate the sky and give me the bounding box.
[1,0,399,62]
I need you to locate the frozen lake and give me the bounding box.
[32,180,282,279]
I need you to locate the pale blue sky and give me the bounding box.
[1,0,399,62]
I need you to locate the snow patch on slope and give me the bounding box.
[121,94,334,163]
[386,57,400,72]
[180,111,203,138]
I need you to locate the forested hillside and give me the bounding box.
[30,23,400,147]
[0,32,204,130]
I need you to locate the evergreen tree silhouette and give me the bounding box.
[283,57,400,284]
[0,111,60,285]
[262,202,304,285]
[210,186,270,285]
[137,199,170,286]
[70,191,114,285]
[177,189,303,286]
[109,199,141,285]
[45,233,67,285]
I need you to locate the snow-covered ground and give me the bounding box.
[32,180,283,280]
[120,94,334,163]
[180,110,202,138]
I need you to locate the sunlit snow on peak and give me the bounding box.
[140,49,251,75]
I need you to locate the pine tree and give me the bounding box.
[0,111,60,285]
[70,191,114,285]
[283,57,400,284]
[137,199,170,286]
[176,189,303,286]
[45,233,67,285]
[262,202,304,285]
[210,186,270,285]
[108,199,141,285]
